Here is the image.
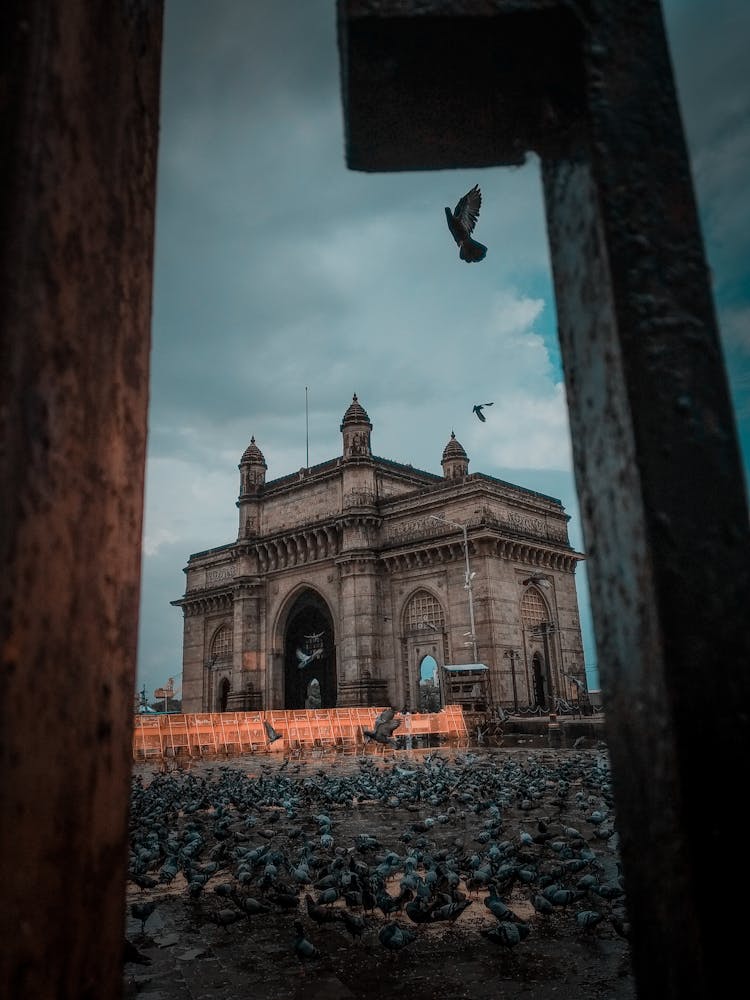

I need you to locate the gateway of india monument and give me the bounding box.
[173,395,587,714]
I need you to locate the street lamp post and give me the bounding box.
[428,515,478,661]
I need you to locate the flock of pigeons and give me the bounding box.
[125,742,629,984]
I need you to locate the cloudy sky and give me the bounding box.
[137,0,749,702]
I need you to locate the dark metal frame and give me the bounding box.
[336,3,750,997]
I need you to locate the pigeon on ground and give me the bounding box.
[481,920,530,949]
[472,402,494,422]
[445,185,487,262]
[207,908,245,931]
[338,908,366,942]
[430,898,472,924]
[129,873,158,891]
[378,922,418,953]
[293,920,321,973]
[130,900,156,935]
[305,893,338,925]
[576,909,605,933]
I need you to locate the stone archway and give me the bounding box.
[283,590,336,709]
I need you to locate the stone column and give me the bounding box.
[180,608,207,712]
[336,555,387,705]
[232,582,265,709]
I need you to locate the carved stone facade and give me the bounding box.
[173,395,586,713]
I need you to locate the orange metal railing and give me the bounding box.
[132,705,467,762]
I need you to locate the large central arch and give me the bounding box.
[283,590,337,709]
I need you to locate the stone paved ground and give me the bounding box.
[124,742,634,1000]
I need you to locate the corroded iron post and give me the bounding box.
[338,2,750,996]
[0,3,163,997]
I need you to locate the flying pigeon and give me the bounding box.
[363,711,401,746]
[263,720,282,744]
[296,646,322,669]
[473,402,494,422]
[445,185,488,262]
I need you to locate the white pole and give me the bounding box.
[428,514,478,662]
[305,386,309,469]
[462,524,478,662]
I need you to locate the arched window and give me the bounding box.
[521,587,549,627]
[210,624,232,660]
[404,590,445,631]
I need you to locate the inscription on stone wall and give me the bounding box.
[207,565,234,585]
[383,510,568,546]
[505,512,544,535]
[343,489,377,507]
[384,518,444,544]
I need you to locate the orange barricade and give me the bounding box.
[191,715,219,757]
[164,714,191,758]
[238,712,268,753]
[132,706,467,763]
[133,716,163,761]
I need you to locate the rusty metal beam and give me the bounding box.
[0,3,163,997]
[338,1,750,997]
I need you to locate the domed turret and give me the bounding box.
[239,436,267,494]
[340,393,372,459]
[237,436,266,539]
[441,431,469,479]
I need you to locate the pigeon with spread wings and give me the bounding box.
[363,709,401,746]
[296,646,323,669]
[263,720,282,744]
[445,185,487,262]
[473,402,494,422]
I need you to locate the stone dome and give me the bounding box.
[340,393,372,429]
[240,436,267,467]
[442,431,467,461]
[441,431,469,479]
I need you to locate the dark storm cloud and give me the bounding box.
[664,0,750,297]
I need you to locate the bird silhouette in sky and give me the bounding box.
[473,402,494,422]
[445,185,487,262]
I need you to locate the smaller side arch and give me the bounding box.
[217,676,230,713]
[418,654,441,712]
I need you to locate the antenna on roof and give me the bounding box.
[305,386,309,470]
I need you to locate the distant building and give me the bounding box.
[172,396,586,713]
